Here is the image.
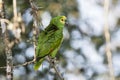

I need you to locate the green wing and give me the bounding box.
[37,30,63,58]
[34,27,63,70]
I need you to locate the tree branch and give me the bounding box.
[104,0,115,80]
[0,59,35,69]
[47,56,64,80]
[0,0,14,80]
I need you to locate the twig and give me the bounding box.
[13,0,17,21]
[29,0,39,64]
[13,60,35,68]
[0,66,6,69]
[0,19,10,24]
[46,56,64,80]
[104,0,115,80]
[29,0,43,29]
[0,60,35,69]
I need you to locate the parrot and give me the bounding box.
[34,16,67,70]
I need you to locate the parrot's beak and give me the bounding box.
[61,16,68,26]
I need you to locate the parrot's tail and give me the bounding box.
[34,58,44,71]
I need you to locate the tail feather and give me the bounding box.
[34,58,44,71]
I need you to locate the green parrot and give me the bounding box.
[34,16,67,70]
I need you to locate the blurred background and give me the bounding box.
[0,0,120,80]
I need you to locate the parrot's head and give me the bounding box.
[50,16,67,29]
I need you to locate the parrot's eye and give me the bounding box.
[59,16,67,24]
[61,19,64,21]
[60,18,65,24]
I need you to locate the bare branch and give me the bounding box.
[13,0,17,21]
[0,0,14,80]
[104,0,115,80]
[29,0,43,29]
[46,56,64,80]
[0,59,35,69]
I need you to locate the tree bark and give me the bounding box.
[4,33,13,80]
[0,0,13,80]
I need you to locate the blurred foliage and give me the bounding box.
[1,0,120,80]
[91,36,104,49]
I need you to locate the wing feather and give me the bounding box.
[36,28,63,58]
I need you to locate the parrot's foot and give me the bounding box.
[51,57,56,64]
[48,56,58,67]
[50,57,59,65]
